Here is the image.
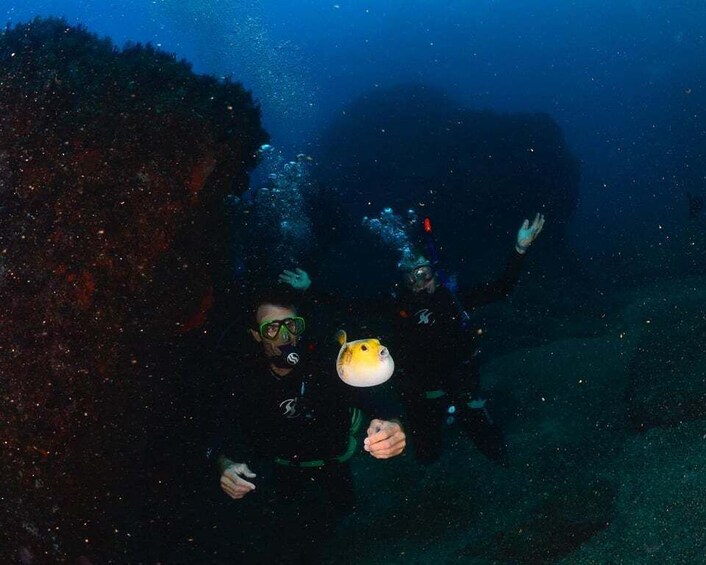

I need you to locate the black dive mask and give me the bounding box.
[268,342,302,369]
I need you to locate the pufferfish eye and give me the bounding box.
[361,345,368,351]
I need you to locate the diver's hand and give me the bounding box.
[364,419,406,459]
[220,462,257,500]
[278,268,311,291]
[516,213,545,254]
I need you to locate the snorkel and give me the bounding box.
[420,216,471,328]
[362,207,470,327]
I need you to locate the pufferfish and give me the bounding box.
[335,330,395,387]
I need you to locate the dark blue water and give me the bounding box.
[6,0,702,253]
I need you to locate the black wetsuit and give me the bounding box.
[391,250,525,464]
[208,346,397,561]
[214,350,397,498]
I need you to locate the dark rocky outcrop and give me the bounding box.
[626,293,706,433]
[0,18,267,562]
[315,84,580,287]
[460,481,615,564]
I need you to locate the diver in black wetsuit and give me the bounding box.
[208,287,405,562]
[391,213,545,466]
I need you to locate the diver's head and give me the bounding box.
[249,289,305,372]
[399,251,436,294]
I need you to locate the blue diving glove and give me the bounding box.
[278,268,311,290]
[516,213,546,254]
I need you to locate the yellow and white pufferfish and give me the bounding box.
[335,330,395,387]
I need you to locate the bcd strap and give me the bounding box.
[274,407,362,468]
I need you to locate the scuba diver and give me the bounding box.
[390,213,545,465]
[284,211,544,467]
[207,286,405,562]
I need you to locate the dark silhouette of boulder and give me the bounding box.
[315,84,579,283]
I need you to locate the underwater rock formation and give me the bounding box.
[460,480,615,564]
[0,17,267,561]
[625,290,706,433]
[566,420,706,563]
[315,84,579,282]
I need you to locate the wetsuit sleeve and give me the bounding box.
[347,381,404,424]
[204,377,256,472]
[460,250,525,308]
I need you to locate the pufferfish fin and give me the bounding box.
[335,329,347,346]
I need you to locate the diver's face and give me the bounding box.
[405,265,436,294]
[250,303,299,357]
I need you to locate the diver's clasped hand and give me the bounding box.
[363,419,406,459]
[278,268,312,290]
[516,213,546,254]
[220,461,257,500]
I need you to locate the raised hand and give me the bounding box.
[516,213,546,253]
[278,268,312,291]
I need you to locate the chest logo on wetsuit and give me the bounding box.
[415,308,435,325]
[279,398,301,418]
